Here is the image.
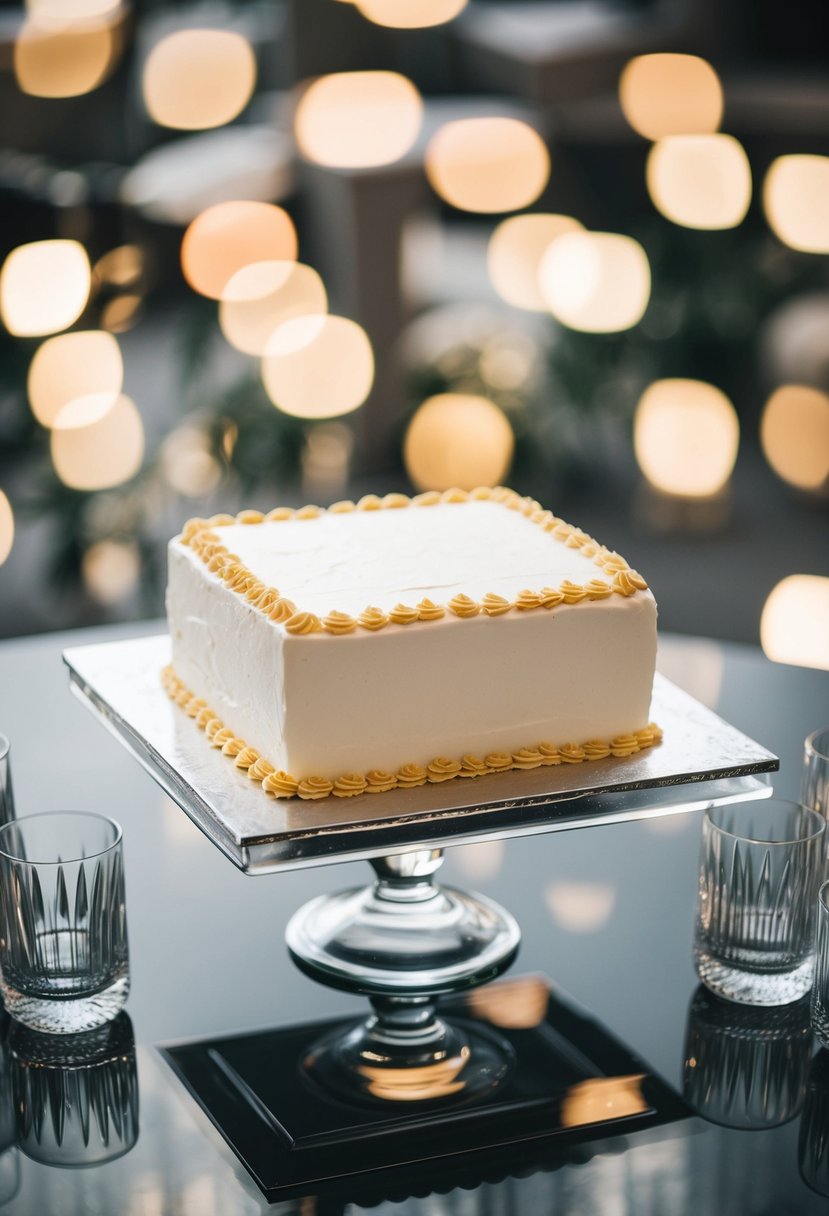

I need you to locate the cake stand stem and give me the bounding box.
[286,848,521,1105]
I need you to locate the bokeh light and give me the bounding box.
[425,118,550,214]
[93,245,144,289]
[218,261,327,356]
[28,331,123,429]
[82,539,140,605]
[0,492,13,568]
[261,316,374,418]
[540,231,650,333]
[403,393,514,491]
[545,882,616,933]
[100,294,143,334]
[50,394,144,490]
[763,155,829,254]
[647,135,752,230]
[761,575,829,671]
[619,54,723,140]
[301,422,354,501]
[295,72,423,169]
[14,12,119,98]
[634,379,739,497]
[487,214,584,311]
[1,241,91,337]
[356,0,467,27]
[160,427,222,498]
[142,29,256,131]
[761,385,829,492]
[25,0,121,22]
[181,201,297,300]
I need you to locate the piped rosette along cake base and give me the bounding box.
[164,486,660,802]
[161,664,662,801]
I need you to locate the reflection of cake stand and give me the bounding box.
[65,635,776,1200]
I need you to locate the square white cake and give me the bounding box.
[165,488,659,799]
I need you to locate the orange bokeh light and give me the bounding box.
[426,118,550,214]
[143,29,256,131]
[761,385,829,492]
[403,393,514,491]
[764,155,829,254]
[295,72,423,169]
[761,576,829,671]
[356,0,468,28]
[219,262,327,356]
[0,491,13,567]
[181,202,298,300]
[488,214,583,311]
[261,316,374,418]
[634,379,739,497]
[1,240,91,337]
[540,231,650,333]
[647,135,751,230]
[50,394,144,490]
[619,54,723,140]
[28,331,123,429]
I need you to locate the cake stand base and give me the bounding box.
[161,975,690,1205]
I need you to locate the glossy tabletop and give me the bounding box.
[0,622,827,1214]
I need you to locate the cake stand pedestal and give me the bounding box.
[64,635,777,1202]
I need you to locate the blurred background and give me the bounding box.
[0,0,827,667]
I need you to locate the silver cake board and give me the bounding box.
[64,635,777,875]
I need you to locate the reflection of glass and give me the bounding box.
[10,1013,139,1167]
[811,881,829,1048]
[799,1048,829,1198]
[0,734,14,827]
[0,812,129,1033]
[694,800,825,1005]
[803,727,829,824]
[683,984,812,1128]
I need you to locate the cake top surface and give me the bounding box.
[177,489,649,634]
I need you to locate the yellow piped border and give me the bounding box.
[179,487,649,638]
[162,665,662,802]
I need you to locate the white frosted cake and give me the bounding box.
[164,488,660,799]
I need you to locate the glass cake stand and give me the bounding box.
[64,635,776,1201]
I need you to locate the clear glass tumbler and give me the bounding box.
[0,812,129,1034]
[0,732,14,826]
[694,799,825,1006]
[811,880,829,1048]
[803,727,829,823]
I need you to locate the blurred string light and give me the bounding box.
[181,201,297,300]
[0,492,13,568]
[761,385,829,492]
[761,575,829,671]
[763,155,829,254]
[487,214,583,311]
[93,245,144,290]
[425,118,550,213]
[50,394,144,490]
[1,240,90,337]
[160,427,222,498]
[540,231,650,333]
[218,261,327,356]
[82,539,140,605]
[634,379,739,497]
[545,882,616,933]
[646,135,751,230]
[261,316,374,418]
[403,393,514,491]
[101,293,143,333]
[142,29,256,131]
[619,54,723,140]
[294,72,423,168]
[355,0,468,27]
[28,331,123,429]
[14,6,123,98]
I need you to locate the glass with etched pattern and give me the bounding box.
[811,881,829,1048]
[694,800,825,1006]
[0,732,14,826]
[0,812,129,1033]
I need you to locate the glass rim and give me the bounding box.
[805,726,829,764]
[0,732,9,762]
[0,811,122,865]
[705,799,825,846]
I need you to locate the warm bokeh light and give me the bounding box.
[561,1076,648,1129]
[14,13,119,98]
[465,976,549,1030]
[619,54,723,140]
[142,29,256,131]
[487,214,584,311]
[100,294,143,334]
[294,72,423,169]
[763,155,829,254]
[634,379,739,497]
[540,231,650,333]
[425,118,550,214]
[647,135,751,230]
[453,840,505,881]
[50,394,144,490]
[403,393,514,491]
[0,491,13,568]
[261,316,374,418]
[28,331,123,429]
[761,385,829,492]
[761,575,829,671]
[25,0,121,22]
[219,261,327,356]
[1,241,91,337]
[356,0,468,27]
[82,539,140,605]
[93,245,144,288]
[160,427,222,498]
[181,202,297,300]
[545,882,616,933]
